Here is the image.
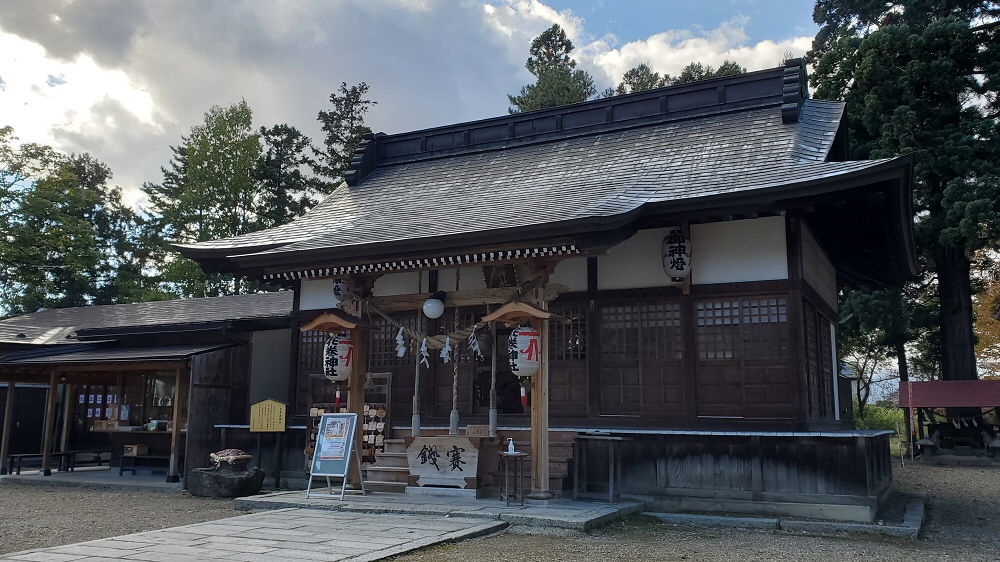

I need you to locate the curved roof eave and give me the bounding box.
[222,156,916,278]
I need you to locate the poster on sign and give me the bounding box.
[306,413,365,500]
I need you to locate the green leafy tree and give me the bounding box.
[258,124,321,228]
[808,1,1000,381]
[0,153,160,315]
[508,24,597,113]
[0,126,59,219]
[314,82,376,188]
[144,100,264,297]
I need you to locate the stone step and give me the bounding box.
[363,479,407,493]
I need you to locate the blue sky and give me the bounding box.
[546,0,818,45]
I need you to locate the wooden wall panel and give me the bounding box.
[694,296,795,420]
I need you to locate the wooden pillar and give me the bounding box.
[41,370,58,476]
[60,383,74,453]
[347,326,368,487]
[529,297,553,500]
[0,381,16,475]
[167,365,186,483]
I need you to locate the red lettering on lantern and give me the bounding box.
[520,338,540,361]
[339,340,353,367]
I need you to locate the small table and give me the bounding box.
[499,451,529,506]
[572,434,632,503]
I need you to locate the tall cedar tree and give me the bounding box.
[508,24,596,113]
[0,152,158,315]
[808,1,1000,381]
[145,100,263,297]
[258,124,322,227]
[315,82,375,188]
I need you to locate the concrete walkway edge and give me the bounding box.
[648,497,925,539]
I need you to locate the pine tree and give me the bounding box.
[315,82,375,188]
[808,1,1000,381]
[609,60,748,97]
[508,24,597,113]
[258,124,321,228]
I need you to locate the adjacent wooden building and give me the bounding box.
[0,293,293,481]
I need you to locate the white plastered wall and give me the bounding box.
[597,217,789,290]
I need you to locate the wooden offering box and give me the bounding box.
[404,435,498,495]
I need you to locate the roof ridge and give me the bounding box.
[344,60,810,185]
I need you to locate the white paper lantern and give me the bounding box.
[422,291,446,319]
[662,228,692,280]
[508,327,541,378]
[323,333,354,382]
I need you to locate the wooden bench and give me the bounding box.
[119,454,171,476]
[66,450,112,471]
[6,453,71,475]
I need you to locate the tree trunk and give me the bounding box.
[895,341,913,454]
[936,244,978,380]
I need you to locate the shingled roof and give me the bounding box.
[177,60,917,284]
[0,291,292,338]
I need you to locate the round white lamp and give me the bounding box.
[422,291,446,319]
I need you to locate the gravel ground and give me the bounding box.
[0,481,238,554]
[401,460,1000,561]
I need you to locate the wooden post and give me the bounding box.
[529,295,553,500]
[347,326,368,487]
[0,381,16,475]
[60,383,74,454]
[411,358,422,437]
[41,370,58,476]
[167,366,186,483]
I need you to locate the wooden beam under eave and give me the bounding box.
[481,301,566,325]
[298,310,367,332]
[51,361,187,373]
[372,287,521,313]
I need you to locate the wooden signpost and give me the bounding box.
[250,399,286,488]
[306,412,365,500]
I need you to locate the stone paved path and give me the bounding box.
[1,508,507,561]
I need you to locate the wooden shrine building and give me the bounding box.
[177,59,918,520]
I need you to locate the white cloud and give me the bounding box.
[0,1,813,210]
[578,18,811,87]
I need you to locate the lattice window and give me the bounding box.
[299,330,329,375]
[368,311,423,370]
[641,302,683,360]
[696,297,788,360]
[549,301,587,361]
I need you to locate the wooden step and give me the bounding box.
[373,452,409,468]
[382,439,406,454]
[364,466,410,483]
